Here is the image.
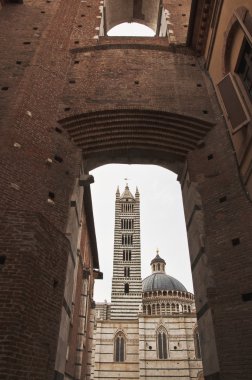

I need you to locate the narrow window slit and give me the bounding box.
[48,192,55,200]
[55,127,63,133]
[232,238,240,246]
[54,155,63,163]
[242,293,252,302]
[0,256,6,265]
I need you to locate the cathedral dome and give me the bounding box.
[142,272,187,292]
[142,251,187,292]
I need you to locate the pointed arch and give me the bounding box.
[161,302,165,314]
[114,331,126,362]
[152,304,156,315]
[194,325,202,359]
[147,304,151,315]
[197,370,204,380]
[157,325,168,359]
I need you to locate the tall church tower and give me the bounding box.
[110,184,142,319]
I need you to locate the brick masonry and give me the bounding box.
[0,209,69,380]
[0,1,252,380]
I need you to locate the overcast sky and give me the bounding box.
[107,22,155,36]
[90,164,194,302]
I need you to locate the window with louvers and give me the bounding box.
[216,72,250,132]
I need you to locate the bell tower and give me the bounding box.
[111,184,142,319]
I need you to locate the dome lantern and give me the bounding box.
[150,249,166,273]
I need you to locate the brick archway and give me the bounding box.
[104,0,161,34]
[1,1,252,379]
[59,108,214,172]
[59,104,252,380]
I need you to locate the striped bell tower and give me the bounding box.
[110,184,142,319]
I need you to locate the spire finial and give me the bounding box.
[124,178,130,189]
[156,248,159,255]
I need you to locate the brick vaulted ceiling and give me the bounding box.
[59,109,214,171]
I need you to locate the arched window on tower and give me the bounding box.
[114,331,125,362]
[124,283,129,294]
[147,305,151,315]
[157,326,168,359]
[124,267,130,277]
[161,303,165,314]
[194,326,202,359]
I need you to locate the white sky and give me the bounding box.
[107,22,155,37]
[91,164,194,302]
[91,23,193,303]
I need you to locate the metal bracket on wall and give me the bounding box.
[79,174,94,186]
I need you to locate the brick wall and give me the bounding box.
[0,1,252,379]
[0,210,69,380]
[61,40,213,119]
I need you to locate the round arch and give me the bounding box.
[222,6,250,74]
[104,0,161,35]
[59,108,214,172]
